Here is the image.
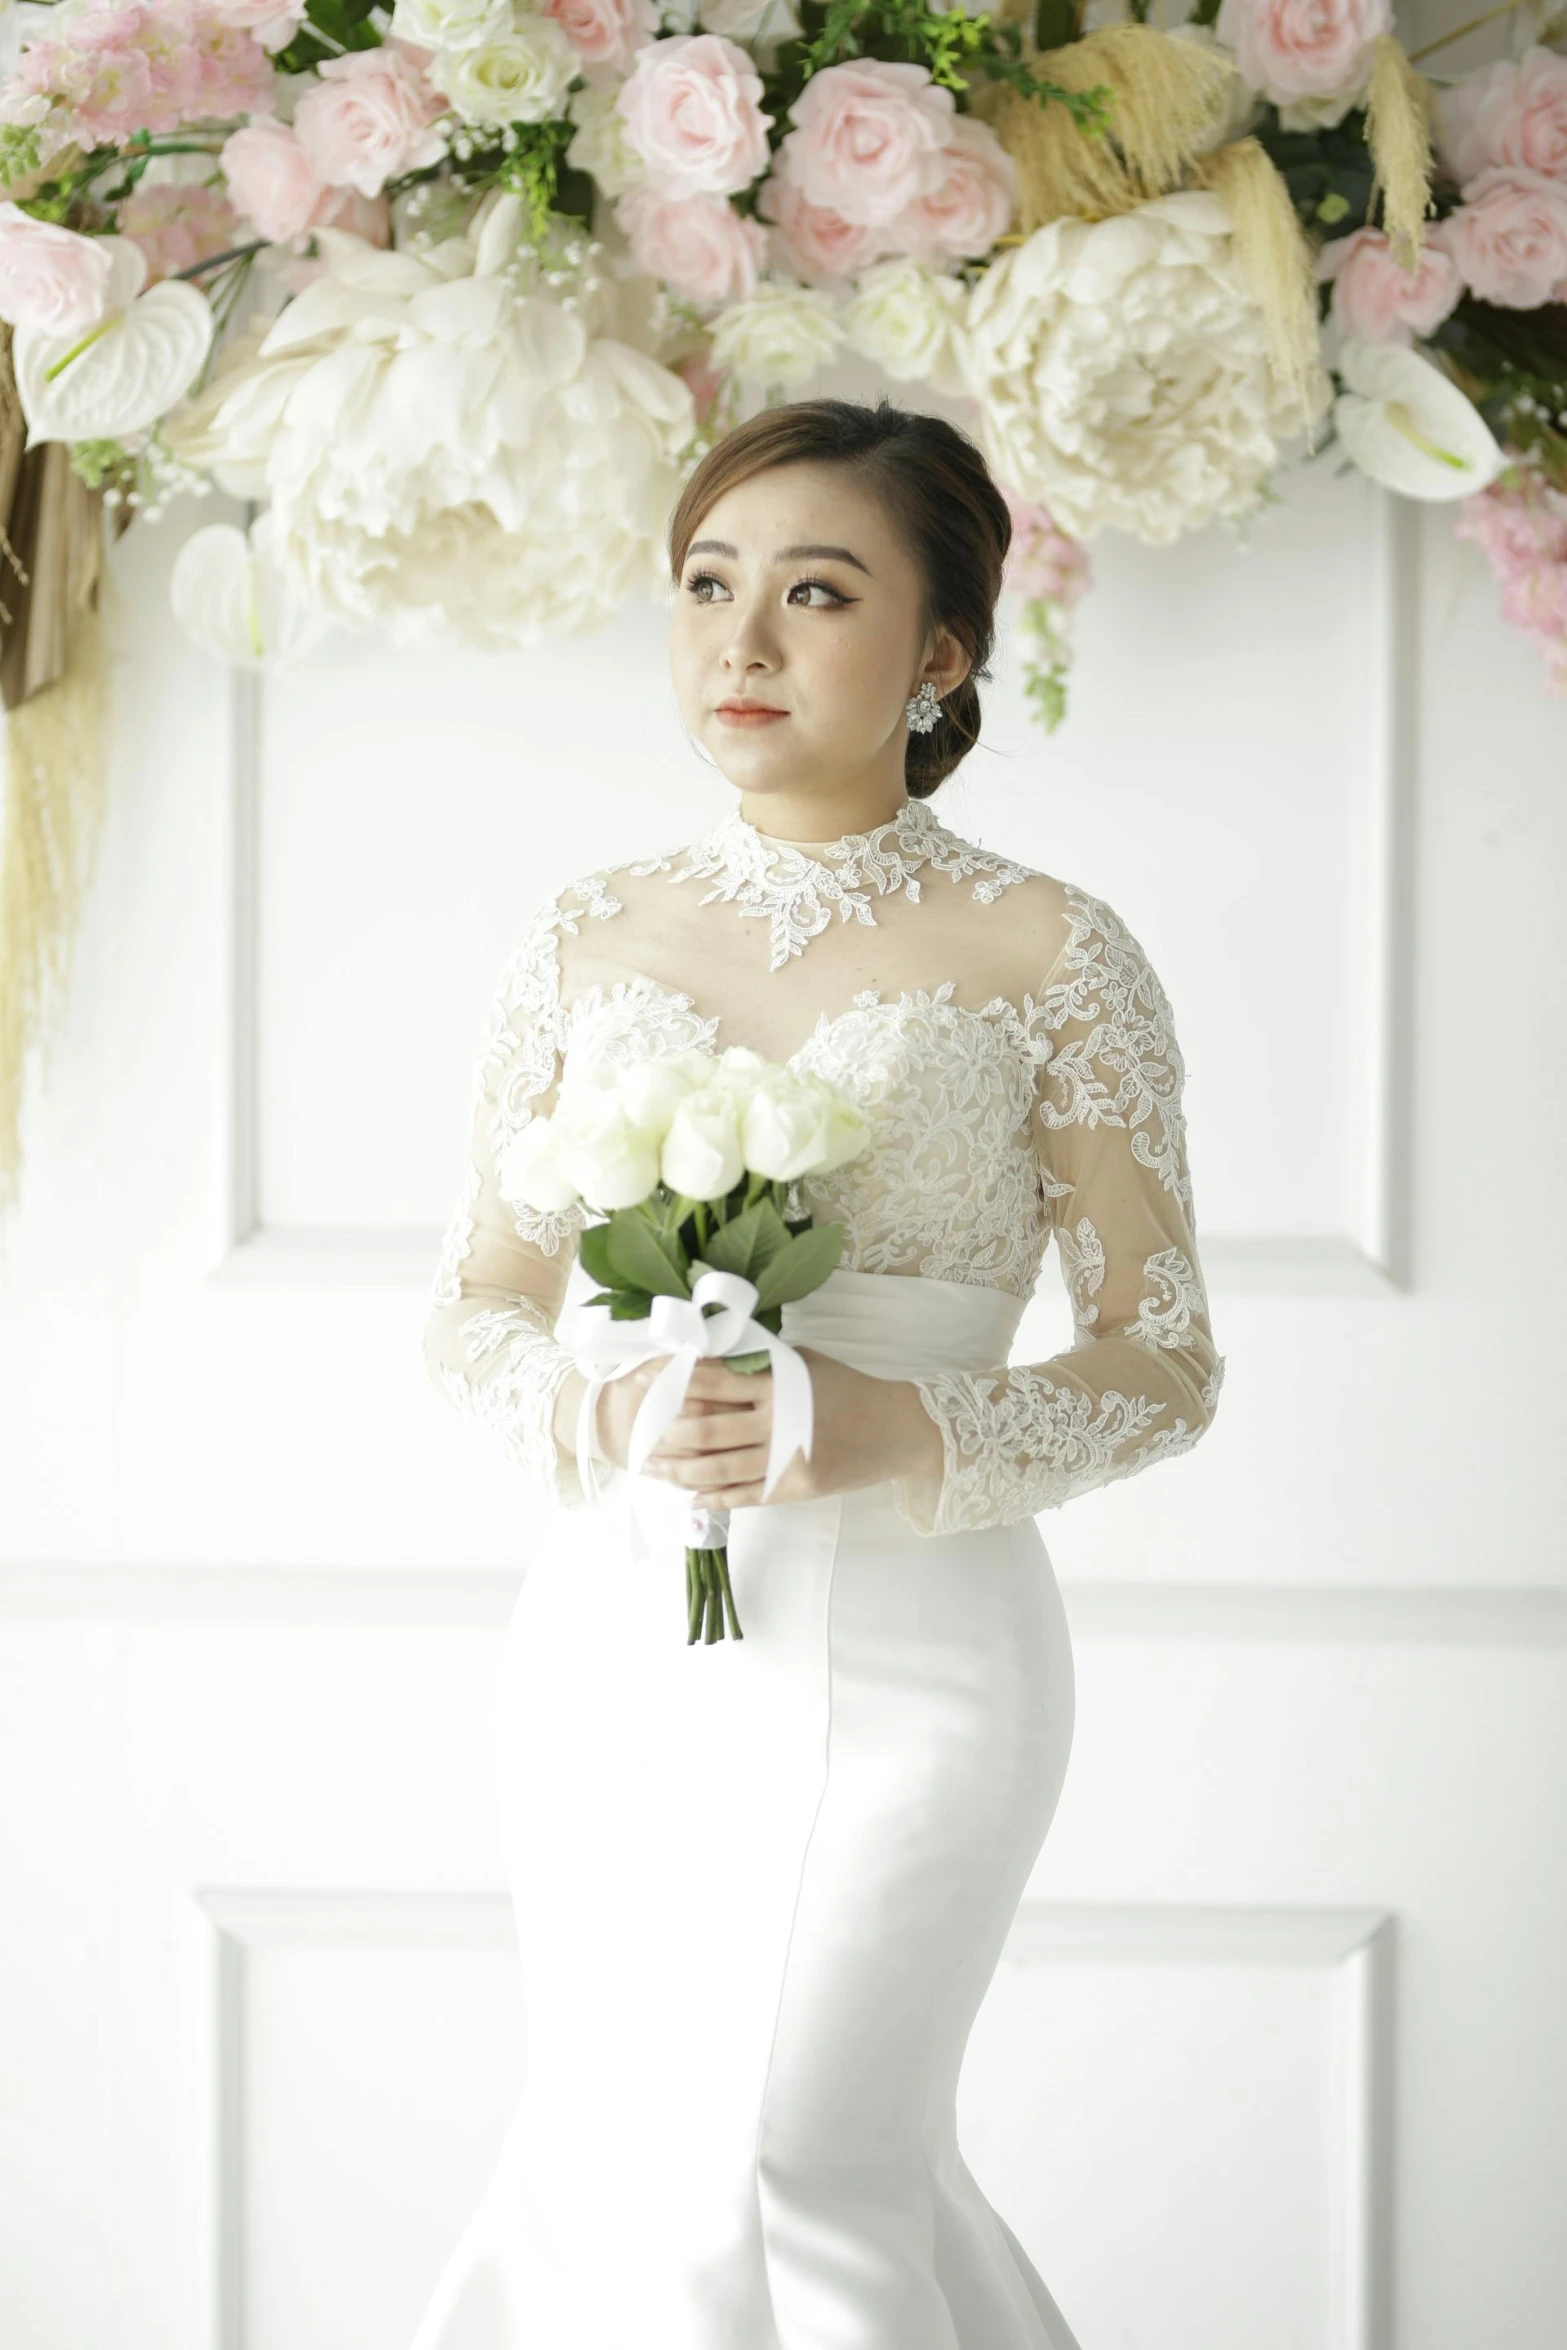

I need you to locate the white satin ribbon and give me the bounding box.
[567,1266,815,1566]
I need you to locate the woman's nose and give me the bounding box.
[719,598,778,668]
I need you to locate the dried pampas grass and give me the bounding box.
[970,22,1245,231]
[1364,32,1438,269]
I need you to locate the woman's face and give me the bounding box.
[666,459,968,821]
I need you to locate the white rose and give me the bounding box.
[662,1087,746,1199]
[566,83,650,198]
[965,191,1331,545]
[389,0,514,50]
[432,17,579,124]
[841,256,969,396]
[698,0,802,43]
[496,1111,581,1213]
[616,1050,709,1132]
[1276,76,1371,131]
[552,1075,665,1209]
[708,279,844,386]
[741,1071,868,1181]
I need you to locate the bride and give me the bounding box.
[417,394,1224,2349]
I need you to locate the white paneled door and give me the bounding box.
[2,398,1564,2350]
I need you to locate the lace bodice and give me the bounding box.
[424,795,1225,1537]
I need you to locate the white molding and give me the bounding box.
[1001,1900,1396,2350]
[200,1224,1404,1297]
[213,667,262,1265]
[4,1561,1564,1643]
[184,1887,1394,2350]
[206,495,1419,1296]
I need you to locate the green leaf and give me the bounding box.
[576,1222,619,1288]
[749,1219,846,1312]
[698,1198,792,1283]
[603,1214,692,1299]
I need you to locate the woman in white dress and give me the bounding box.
[418,396,1224,2350]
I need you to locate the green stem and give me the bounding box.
[173,239,266,281]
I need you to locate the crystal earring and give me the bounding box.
[904,680,942,734]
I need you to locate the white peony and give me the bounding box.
[708,279,844,387]
[841,257,969,397]
[389,0,514,50]
[164,197,699,648]
[964,190,1332,545]
[431,16,579,124]
[566,84,650,199]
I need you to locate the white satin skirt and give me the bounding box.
[409,1266,1081,2350]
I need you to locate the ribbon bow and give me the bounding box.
[563,1266,815,1564]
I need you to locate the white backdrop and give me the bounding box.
[2,353,1565,2350]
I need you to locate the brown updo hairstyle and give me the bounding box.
[666,396,1013,799]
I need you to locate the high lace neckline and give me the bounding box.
[659,794,1039,969]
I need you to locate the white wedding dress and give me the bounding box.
[417,794,1224,2350]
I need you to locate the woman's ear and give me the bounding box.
[920,623,971,700]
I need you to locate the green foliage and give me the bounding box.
[1428,296,1567,492]
[698,1195,795,1285]
[1032,0,1078,45]
[0,126,41,191]
[1252,103,1377,237]
[68,438,133,491]
[748,1218,847,1312]
[766,0,1111,138]
[495,120,585,238]
[273,0,382,75]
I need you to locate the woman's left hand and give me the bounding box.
[637,1346,944,1510]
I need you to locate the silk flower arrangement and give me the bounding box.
[496,1039,870,1645]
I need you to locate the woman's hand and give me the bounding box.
[630,1347,945,1510]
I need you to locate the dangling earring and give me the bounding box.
[904,680,941,734]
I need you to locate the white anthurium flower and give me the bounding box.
[1332,340,1505,502]
[14,237,213,445]
[169,519,326,668]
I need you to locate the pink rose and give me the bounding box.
[755,171,890,284]
[1315,221,1463,342]
[776,59,956,230]
[613,185,767,306]
[615,34,772,198]
[543,0,658,85]
[311,185,391,244]
[1439,45,1567,187]
[292,46,447,198]
[1442,165,1567,308]
[1213,0,1391,104]
[0,201,114,334]
[885,115,1016,263]
[222,118,325,242]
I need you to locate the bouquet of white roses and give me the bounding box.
[498,1040,870,1646]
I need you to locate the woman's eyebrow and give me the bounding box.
[686,539,873,577]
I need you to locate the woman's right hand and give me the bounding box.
[553,1358,753,1477]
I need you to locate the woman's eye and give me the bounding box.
[788,577,848,608]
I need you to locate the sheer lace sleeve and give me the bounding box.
[422,894,594,1508]
[890,887,1225,1539]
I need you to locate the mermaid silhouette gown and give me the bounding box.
[417,794,1224,2350]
